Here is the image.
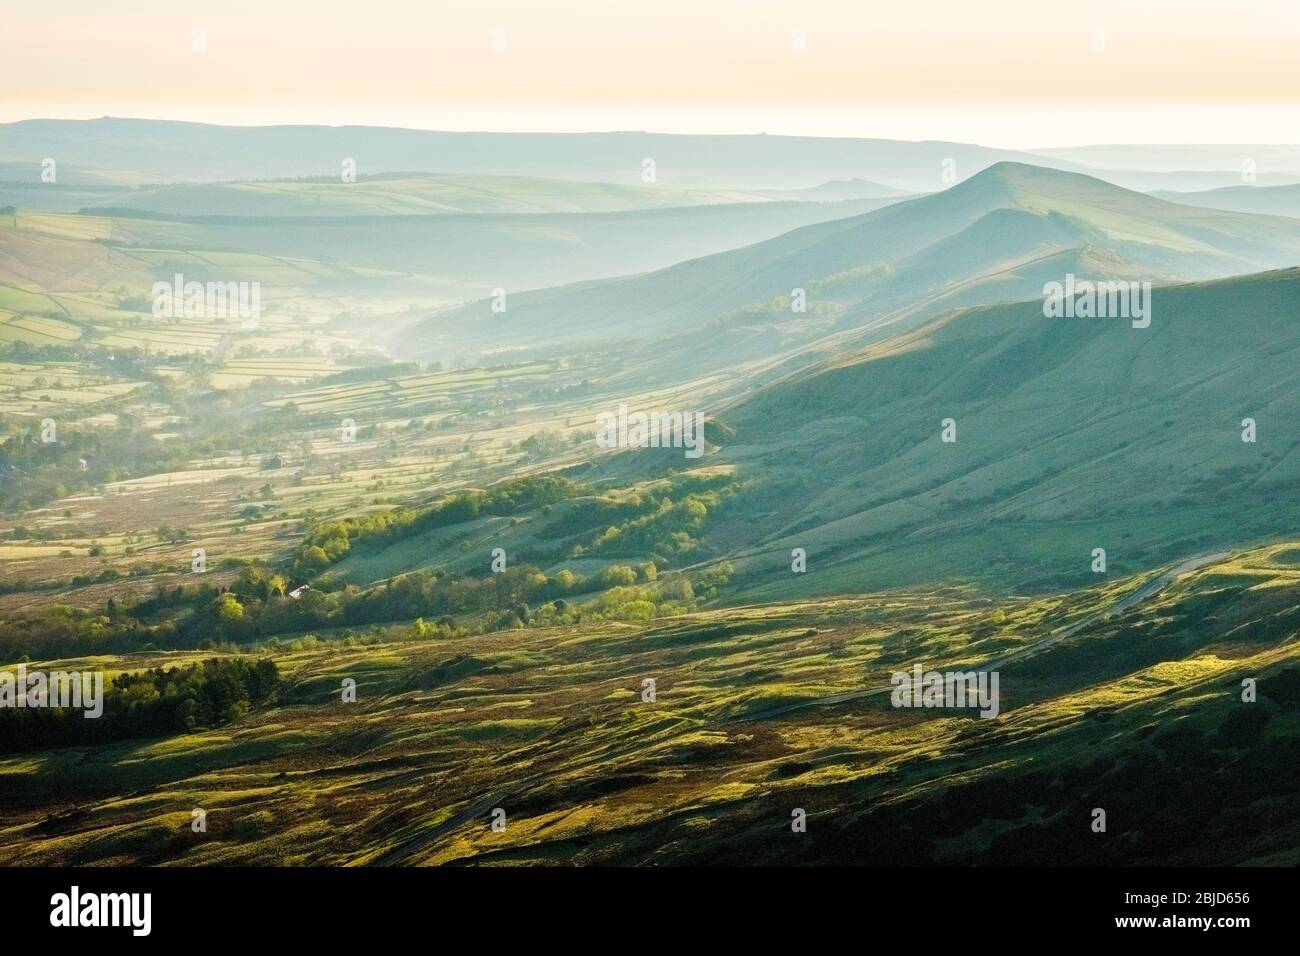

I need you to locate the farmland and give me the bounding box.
[2,125,1300,872]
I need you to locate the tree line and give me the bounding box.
[0,657,278,752]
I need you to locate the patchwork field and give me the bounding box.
[3,131,1300,875]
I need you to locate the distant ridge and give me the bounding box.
[1153,182,1300,219]
[410,161,1300,360]
[0,117,1061,191]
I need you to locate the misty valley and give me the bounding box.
[1,120,1298,875]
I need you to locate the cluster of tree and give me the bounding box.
[180,561,701,638]
[0,341,171,381]
[290,474,584,576]
[0,423,176,512]
[0,657,278,753]
[517,429,569,459]
[1,550,737,662]
[568,473,738,560]
[116,293,155,312]
[0,604,162,661]
[2,468,745,660]
[587,577,692,622]
[315,362,421,386]
[0,566,293,659]
[158,562,679,641]
[477,566,703,629]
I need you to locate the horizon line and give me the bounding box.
[6,113,1300,154]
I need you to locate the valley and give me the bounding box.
[1,121,1298,869]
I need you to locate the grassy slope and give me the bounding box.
[0,213,404,358]
[704,267,1300,597]
[1,544,1297,865]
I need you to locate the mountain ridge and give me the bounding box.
[409,162,1300,367]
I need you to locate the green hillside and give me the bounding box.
[3,544,1298,865]
[412,162,1300,362]
[698,267,1300,596]
[4,130,1300,873]
[0,196,902,363]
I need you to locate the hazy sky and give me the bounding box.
[5,0,1300,146]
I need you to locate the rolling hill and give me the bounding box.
[0,189,905,334]
[410,162,1300,364]
[0,118,1047,191]
[78,173,804,218]
[1029,143,1300,174]
[48,197,902,303]
[695,267,1300,596]
[4,542,1298,865]
[1153,183,1300,219]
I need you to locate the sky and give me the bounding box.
[4,0,1300,147]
